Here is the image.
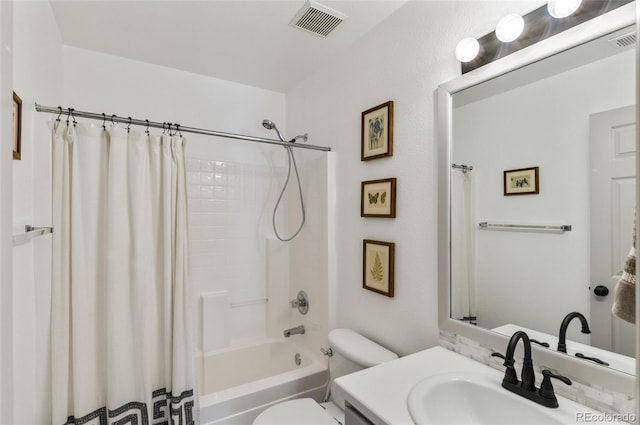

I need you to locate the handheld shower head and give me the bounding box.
[262,119,276,130]
[262,119,285,141]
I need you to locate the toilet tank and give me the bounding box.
[328,329,398,409]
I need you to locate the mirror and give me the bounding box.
[437,1,637,391]
[449,23,637,376]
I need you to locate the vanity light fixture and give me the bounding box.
[547,0,583,18]
[455,37,480,62]
[495,14,525,42]
[458,0,631,72]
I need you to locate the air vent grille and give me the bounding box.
[290,1,346,38]
[608,32,637,49]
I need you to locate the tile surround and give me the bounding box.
[439,330,636,418]
[187,157,283,348]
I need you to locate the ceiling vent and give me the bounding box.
[290,1,346,38]
[608,31,637,49]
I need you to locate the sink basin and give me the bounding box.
[407,371,623,425]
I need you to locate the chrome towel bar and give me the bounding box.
[478,222,572,232]
[13,225,54,246]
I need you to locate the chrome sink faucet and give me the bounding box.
[557,312,591,353]
[492,330,572,408]
[283,325,305,338]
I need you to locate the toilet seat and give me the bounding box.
[253,398,337,425]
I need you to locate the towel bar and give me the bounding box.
[478,222,572,232]
[12,225,54,246]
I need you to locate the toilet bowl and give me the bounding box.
[253,329,398,425]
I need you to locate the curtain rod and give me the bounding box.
[35,103,331,152]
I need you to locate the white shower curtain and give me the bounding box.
[50,122,197,424]
[450,170,476,321]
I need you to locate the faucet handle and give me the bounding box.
[491,352,506,360]
[530,339,550,348]
[491,352,518,384]
[539,370,572,403]
[491,351,514,366]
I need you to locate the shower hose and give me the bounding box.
[272,145,306,242]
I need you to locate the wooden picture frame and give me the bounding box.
[361,101,393,161]
[12,92,22,160]
[504,166,539,196]
[361,178,396,218]
[363,239,395,297]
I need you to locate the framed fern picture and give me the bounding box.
[361,178,396,218]
[363,239,395,297]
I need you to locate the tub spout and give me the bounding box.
[284,325,305,337]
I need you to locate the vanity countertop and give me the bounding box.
[334,346,494,424]
[333,346,629,425]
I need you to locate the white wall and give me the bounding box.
[287,0,544,356]
[0,0,13,422]
[12,1,63,423]
[453,50,635,342]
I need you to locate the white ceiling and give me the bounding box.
[49,0,409,93]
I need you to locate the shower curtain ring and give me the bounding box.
[70,108,77,127]
[111,114,116,126]
[145,119,150,135]
[66,108,71,125]
[127,117,132,133]
[102,113,106,131]
[56,106,62,122]
[177,124,182,138]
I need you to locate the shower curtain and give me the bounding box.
[50,122,197,424]
[450,170,476,322]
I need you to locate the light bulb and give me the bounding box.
[455,38,480,63]
[495,14,525,42]
[547,0,582,18]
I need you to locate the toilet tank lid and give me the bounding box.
[328,329,398,367]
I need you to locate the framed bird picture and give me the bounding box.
[503,166,539,196]
[361,101,393,161]
[361,178,396,218]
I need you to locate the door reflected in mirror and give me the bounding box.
[450,25,637,375]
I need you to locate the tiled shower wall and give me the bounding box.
[186,157,283,351]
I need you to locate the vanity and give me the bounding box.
[333,346,630,424]
[335,0,637,423]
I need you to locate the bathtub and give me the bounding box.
[198,338,328,424]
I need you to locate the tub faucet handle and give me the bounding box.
[291,290,309,315]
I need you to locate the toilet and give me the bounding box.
[253,328,398,425]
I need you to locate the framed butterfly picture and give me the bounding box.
[361,101,393,161]
[361,178,396,218]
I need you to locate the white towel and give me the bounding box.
[612,211,636,324]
